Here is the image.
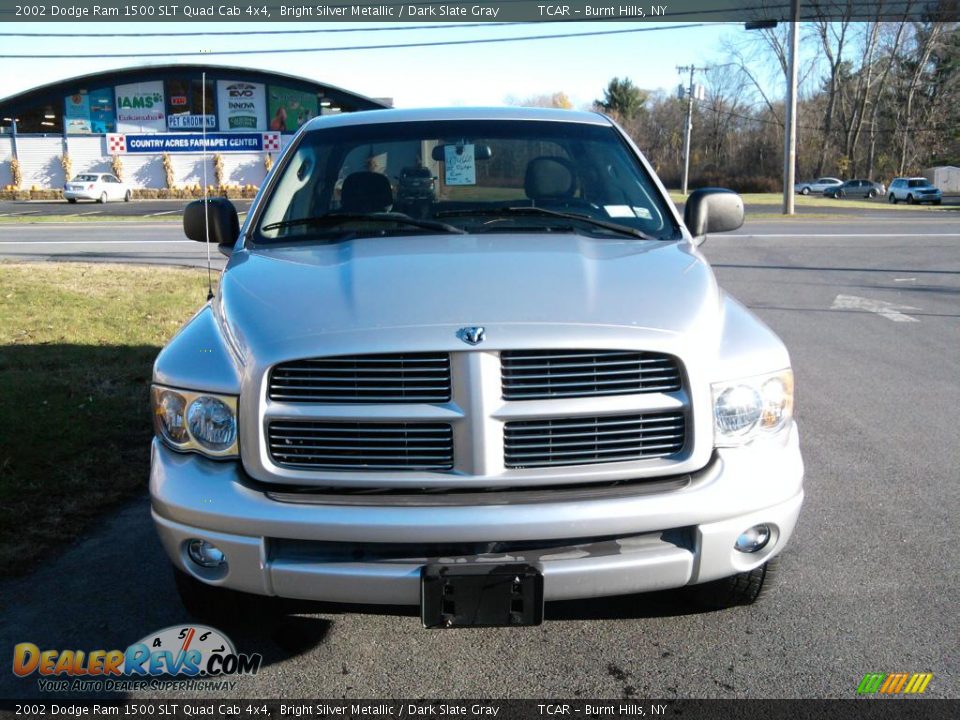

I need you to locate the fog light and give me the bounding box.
[187,539,226,568]
[734,524,771,553]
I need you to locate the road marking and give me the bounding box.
[831,294,920,322]
[145,210,179,216]
[894,278,917,282]
[10,210,39,216]
[79,211,102,216]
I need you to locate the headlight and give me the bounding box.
[151,385,239,458]
[712,369,793,447]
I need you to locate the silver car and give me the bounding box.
[151,108,804,627]
[795,176,842,195]
[887,177,943,205]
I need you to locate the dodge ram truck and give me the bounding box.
[150,107,803,628]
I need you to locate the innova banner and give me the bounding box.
[115,81,166,133]
[268,85,318,131]
[217,80,266,132]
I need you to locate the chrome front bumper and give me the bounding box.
[150,426,804,604]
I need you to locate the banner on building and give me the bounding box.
[268,85,319,132]
[64,88,117,134]
[107,132,281,154]
[115,81,166,133]
[88,88,116,134]
[217,81,266,132]
[64,93,92,134]
[168,114,217,130]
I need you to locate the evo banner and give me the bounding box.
[217,80,267,132]
[107,132,282,154]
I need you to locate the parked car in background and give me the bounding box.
[795,177,842,195]
[63,173,131,203]
[395,164,437,215]
[823,179,885,199]
[888,177,942,205]
[153,107,803,628]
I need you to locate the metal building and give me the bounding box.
[0,64,389,190]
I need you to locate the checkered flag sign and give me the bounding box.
[262,132,281,152]
[107,134,126,154]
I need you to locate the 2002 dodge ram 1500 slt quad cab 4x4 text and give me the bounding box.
[151,107,803,628]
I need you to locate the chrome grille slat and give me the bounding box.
[504,412,685,469]
[502,367,675,379]
[270,353,451,403]
[268,421,453,471]
[502,349,682,400]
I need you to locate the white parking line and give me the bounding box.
[831,294,920,322]
[145,210,179,216]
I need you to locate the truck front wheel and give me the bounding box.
[689,556,780,609]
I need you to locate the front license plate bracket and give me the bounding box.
[420,563,544,628]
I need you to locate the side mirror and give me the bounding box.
[683,188,744,242]
[183,198,239,254]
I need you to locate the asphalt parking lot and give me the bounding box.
[0,206,957,700]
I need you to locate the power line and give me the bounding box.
[0,23,722,59]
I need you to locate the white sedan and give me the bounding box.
[63,173,132,203]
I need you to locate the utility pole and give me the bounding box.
[677,65,705,196]
[782,0,800,215]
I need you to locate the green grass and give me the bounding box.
[0,262,212,577]
[668,190,948,212]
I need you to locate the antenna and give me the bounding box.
[202,70,213,301]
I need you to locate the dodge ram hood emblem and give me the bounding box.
[458,326,485,345]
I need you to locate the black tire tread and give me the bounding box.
[690,556,780,610]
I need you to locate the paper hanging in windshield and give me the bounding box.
[444,144,477,186]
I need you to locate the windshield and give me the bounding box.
[73,174,99,182]
[908,179,932,188]
[254,119,679,243]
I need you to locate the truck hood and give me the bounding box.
[218,234,720,357]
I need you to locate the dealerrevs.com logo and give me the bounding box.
[13,625,262,693]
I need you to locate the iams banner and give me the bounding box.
[115,81,166,133]
[107,132,281,154]
[217,80,266,132]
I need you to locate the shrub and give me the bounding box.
[213,153,225,189]
[10,158,22,189]
[60,154,73,182]
[162,153,175,189]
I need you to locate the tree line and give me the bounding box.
[517,20,958,192]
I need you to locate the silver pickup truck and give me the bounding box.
[151,107,803,628]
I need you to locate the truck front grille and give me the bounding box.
[268,421,454,471]
[269,353,451,404]
[504,412,686,468]
[501,349,682,400]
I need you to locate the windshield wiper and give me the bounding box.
[262,212,467,235]
[435,206,655,240]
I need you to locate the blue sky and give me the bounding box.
[0,22,742,108]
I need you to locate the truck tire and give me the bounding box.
[690,556,780,610]
[174,568,278,624]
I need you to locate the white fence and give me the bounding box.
[3,134,290,189]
